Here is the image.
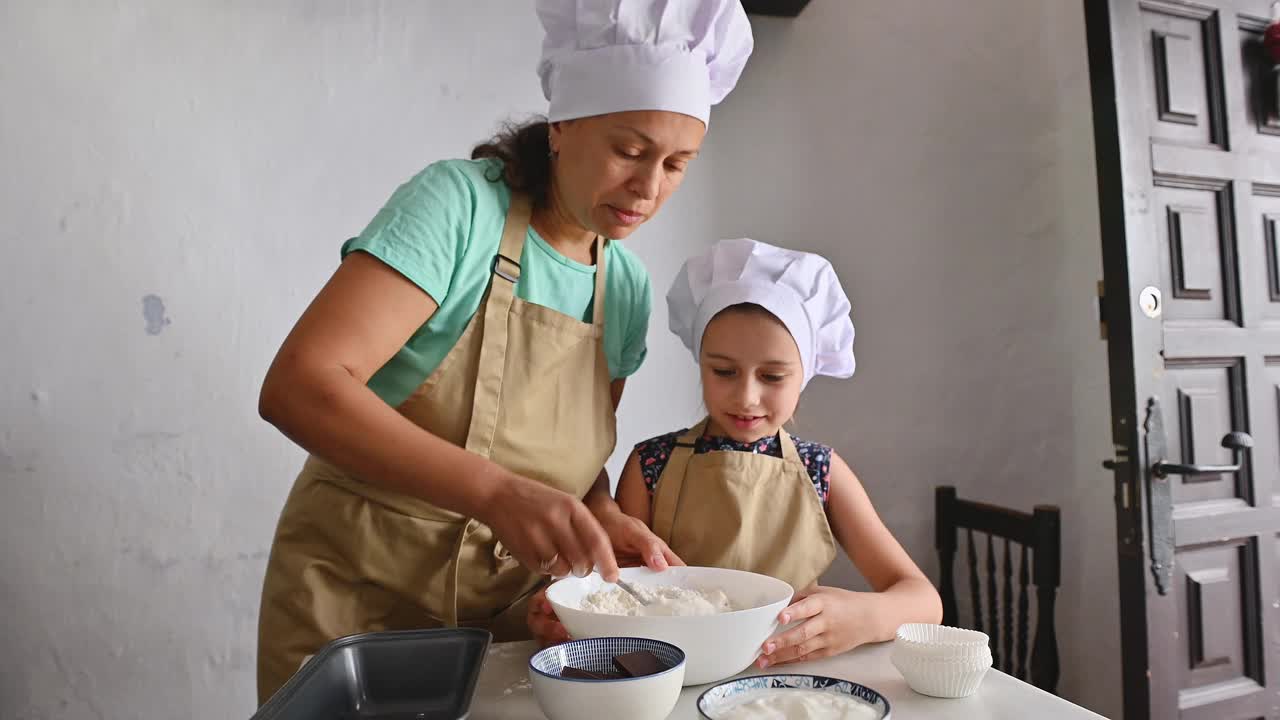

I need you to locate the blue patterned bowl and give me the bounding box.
[697,674,891,719]
[529,637,686,720]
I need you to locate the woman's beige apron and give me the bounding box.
[650,419,837,593]
[256,194,616,703]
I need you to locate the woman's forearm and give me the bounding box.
[259,362,508,521]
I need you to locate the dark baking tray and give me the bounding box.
[252,628,491,720]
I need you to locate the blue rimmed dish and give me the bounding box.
[697,673,891,719]
[529,637,686,720]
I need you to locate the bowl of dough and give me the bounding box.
[546,566,794,686]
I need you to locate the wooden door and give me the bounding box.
[1085,0,1280,717]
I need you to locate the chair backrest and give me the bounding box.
[935,485,1061,694]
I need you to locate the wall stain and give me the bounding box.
[142,295,171,335]
[120,543,181,573]
[119,545,267,576]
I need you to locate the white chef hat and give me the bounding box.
[536,0,754,126]
[667,238,856,387]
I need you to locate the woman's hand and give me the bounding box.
[596,507,684,570]
[480,474,620,581]
[756,586,878,668]
[527,586,570,647]
[522,514,684,647]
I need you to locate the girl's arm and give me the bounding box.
[616,449,653,525]
[586,386,677,570]
[826,451,942,629]
[613,448,680,567]
[760,451,941,667]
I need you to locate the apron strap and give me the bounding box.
[447,194,530,627]
[449,197,605,626]
[650,418,708,541]
[445,519,479,628]
[778,427,803,465]
[591,237,606,328]
[462,193,532,459]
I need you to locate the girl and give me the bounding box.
[618,238,942,668]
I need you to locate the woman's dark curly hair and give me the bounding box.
[471,117,554,208]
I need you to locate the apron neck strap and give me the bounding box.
[463,193,533,459]
[650,418,709,540]
[678,417,709,445]
[683,420,801,464]
[777,427,802,464]
[508,200,606,328]
[591,237,607,329]
[495,193,531,278]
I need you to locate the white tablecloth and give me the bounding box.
[469,640,1110,719]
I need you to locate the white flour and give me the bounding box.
[716,689,880,719]
[580,584,734,616]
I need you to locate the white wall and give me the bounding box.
[0,2,1119,719]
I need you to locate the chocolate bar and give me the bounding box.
[611,650,667,678]
[559,665,609,680]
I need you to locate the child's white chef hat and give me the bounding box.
[667,238,856,387]
[536,0,754,126]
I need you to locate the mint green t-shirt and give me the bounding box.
[342,158,652,407]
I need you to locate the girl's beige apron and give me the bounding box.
[256,194,616,702]
[650,419,836,593]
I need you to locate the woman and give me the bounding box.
[255,0,754,703]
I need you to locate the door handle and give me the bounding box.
[1142,399,1252,595]
[1152,431,1253,478]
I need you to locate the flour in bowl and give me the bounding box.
[580,584,734,616]
[716,689,880,719]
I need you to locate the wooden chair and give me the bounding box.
[935,485,1061,694]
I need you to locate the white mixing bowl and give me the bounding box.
[546,566,794,686]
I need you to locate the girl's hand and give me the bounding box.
[756,586,877,668]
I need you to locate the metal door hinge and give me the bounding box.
[1097,280,1107,341]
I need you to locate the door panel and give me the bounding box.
[1142,4,1226,148]
[1163,359,1248,504]
[1174,539,1263,700]
[1153,181,1236,323]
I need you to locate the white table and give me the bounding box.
[469,641,1110,719]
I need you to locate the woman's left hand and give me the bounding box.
[756,586,876,668]
[597,509,684,570]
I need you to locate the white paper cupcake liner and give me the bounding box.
[891,651,991,698]
[895,623,990,659]
[891,624,993,698]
